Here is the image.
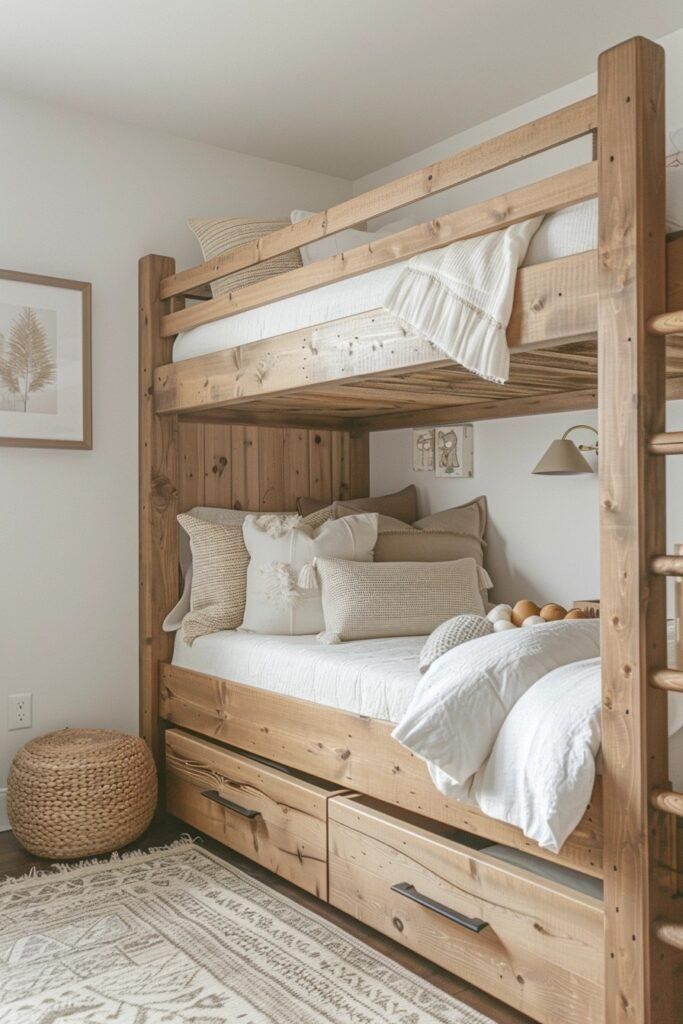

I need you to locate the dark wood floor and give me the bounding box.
[0,815,532,1024]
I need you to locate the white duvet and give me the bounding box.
[393,621,683,852]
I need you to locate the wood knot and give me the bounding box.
[392,917,404,933]
[530,297,544,313]
[338,749,351,761]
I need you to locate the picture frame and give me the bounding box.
[0,269,92,449]
[435,424,474,478]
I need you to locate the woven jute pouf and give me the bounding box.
[7,728,157,860]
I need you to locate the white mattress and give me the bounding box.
[172,629,424,722]
[172,202,599,363]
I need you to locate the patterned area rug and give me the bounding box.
[0,842,492,1024]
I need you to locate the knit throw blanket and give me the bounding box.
[383,217,542,384]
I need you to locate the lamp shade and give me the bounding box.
[532,438,593,475]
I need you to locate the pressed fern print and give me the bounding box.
[0,305,57,413]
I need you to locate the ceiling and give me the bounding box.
[1,0,682,179]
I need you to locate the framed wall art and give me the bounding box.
[0,269,92,449]
[435,424,473,478]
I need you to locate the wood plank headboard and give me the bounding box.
[177,421,369,513]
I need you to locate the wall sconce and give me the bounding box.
[532,424,598,475]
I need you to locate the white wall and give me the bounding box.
[371,405,683,608]
[363,28,683,609]
[0,92,350,827]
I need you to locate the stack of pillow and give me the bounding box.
[165,484,492,646]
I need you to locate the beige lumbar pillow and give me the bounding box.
[316,557,485,643]
[419,614,493,674]
[241,513,378,636]
[188,218,302,298]
[178,513,252,645]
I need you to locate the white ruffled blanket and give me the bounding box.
[383,218,542,383]
[393,622,683,852]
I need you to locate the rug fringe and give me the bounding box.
[1,834,201,888]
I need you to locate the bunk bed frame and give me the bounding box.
[140,37,682,1024]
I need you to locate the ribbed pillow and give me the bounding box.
[316,557,485,642]
[419,614,493,673]
[177,513,251,644]
[188,218,302,298]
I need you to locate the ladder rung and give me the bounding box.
[650,668,683,692]
[650,787,683,817]
[653,920,683,951]
[648,430,683,455]
[650,555,683,576]
[648,309,683,335]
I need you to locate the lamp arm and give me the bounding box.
[561,424,599,453]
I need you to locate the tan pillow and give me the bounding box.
[316,557,485,642]
[373,496,487,567]
[333,485,418,524]
[188,218,302,298]
[178,513,251,645]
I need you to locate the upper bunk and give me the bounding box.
[142,93,683,433]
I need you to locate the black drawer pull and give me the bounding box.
[391,882,488,933]
[201,789,261,819]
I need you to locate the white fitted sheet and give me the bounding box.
[172,203,599,363]
[172,629,424,722]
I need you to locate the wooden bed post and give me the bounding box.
[598,38,677,1023]
[139,255,180,765]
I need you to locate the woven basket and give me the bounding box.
[7,729,157,860]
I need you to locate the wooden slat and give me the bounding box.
[648,430,683,454]
[650,555,683,576]
[597,37,675,1024]
[308,429,332,501]
[161,96,597,299]
[648,309,683,335]
[257,426,286,510]
[177,421,205,511]
[161,163,598,337]
[203,424,232,507]
[159,662,604,878]
[230,424,260,511]
[139,255,179,764]
[649,668,683,693]
[650,788,683,817]
[283,429,310,509]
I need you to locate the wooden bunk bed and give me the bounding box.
[140,37,682,1024]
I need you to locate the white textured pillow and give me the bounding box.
[241,513,378,635]
[290,210,418,266]
[419,614,493,673]
[316,557,485,643]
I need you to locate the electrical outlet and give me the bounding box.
[8,693,32,730]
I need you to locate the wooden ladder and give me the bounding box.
[598,37,682,1024]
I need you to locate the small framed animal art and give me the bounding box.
[412,428,435,471]
[435,424,473,478]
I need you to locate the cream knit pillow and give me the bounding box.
[316,557,485,642]
[241,513,378,636]
[177,513,252,645]
[188,218,302,298]
[419,614,493,673]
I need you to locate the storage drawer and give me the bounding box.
[166,728,340,897]
[329,795,604,1024]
